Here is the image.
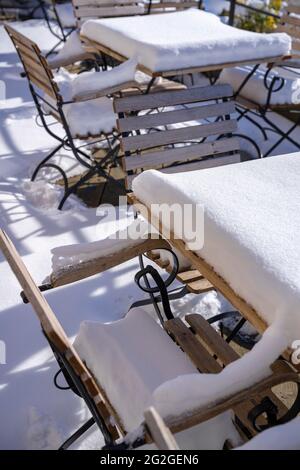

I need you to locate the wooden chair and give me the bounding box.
[1,228,299,450]
[113,84,241,294]
[277,2,300,65]
[5,24,135,209]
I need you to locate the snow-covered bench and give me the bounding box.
[1,229,298,450]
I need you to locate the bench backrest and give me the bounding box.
[277,2,300,55]
[72,0,145,26]
[146,0,202,14]
[5,24,61,101]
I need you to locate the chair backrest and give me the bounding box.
[0,229,121,438]
[114,84,240,189]
[72,0,145,26]
[146,0,201,15]
[5,24,61,102]
[277,2,300,55]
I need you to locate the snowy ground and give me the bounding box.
[1,19,300,450]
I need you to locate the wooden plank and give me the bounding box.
[114,85,234,113]
[187,278,215,294]
[124,137,240,171]
[50,237,171,287]
[122,120,237,152]
[176,269,203,283]
[149,1,199,8]
[21,54,53,84]
[281,13,300,27]
[0,229,123,440]
[126,154,240,188]
[75,4,144,18]
[73,0,137,5]
[277,24,300,40]
[27,71,57,99]
[118,101,235,133]
[144,407,179,450]
[165,318,221,373]
[186,313,239,365]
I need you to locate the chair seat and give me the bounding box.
[74,307,197,432]
[48,31,93,69]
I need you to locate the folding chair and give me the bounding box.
[1,229,299,450]
[6,24,135,209]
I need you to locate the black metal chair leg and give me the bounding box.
[31,142,65,181]
[59,417,96,450]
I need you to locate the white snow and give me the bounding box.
[236,416,300,450]
[80,9,291,73]
[71,56,138,99]
[218,65,300,106]
[1,17,300,450]
[74,307,241,449]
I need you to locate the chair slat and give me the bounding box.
[114,84,233,113]
[276,24,300,40]
[122,120,237,152]
[73,0,137,5]
[286,4,300,15]
[124,136,240,171]
[118,101,235,133]
[149,1,199,9]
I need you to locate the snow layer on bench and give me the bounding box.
[80,9,291,73]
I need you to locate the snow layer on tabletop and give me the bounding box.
[236,416,300,450]
[133,154,300,420]
[218,65,300,106]
[71,57,138,99]
[74,307,241,449]
[80,9,291,73]
[48,31,87,69]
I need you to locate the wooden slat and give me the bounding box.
[75,4,144,18]
[73,0,137,5]
[187,277,216,294]
[124,137,240,171]
[118,101,235,133]
[15,41,39,63]
[144,407,179,450]
[114,85,233,113]
[122,120,237,152]
[186,314,239,365]
[277,23,300,40]
[165,318,221,373]
[21,54,53,84]
[176,269,203,283]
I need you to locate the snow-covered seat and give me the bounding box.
[80,9,291,74]
[48,31,95,69]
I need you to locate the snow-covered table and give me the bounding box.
[80,9,291,77]
[130,153,300,346]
